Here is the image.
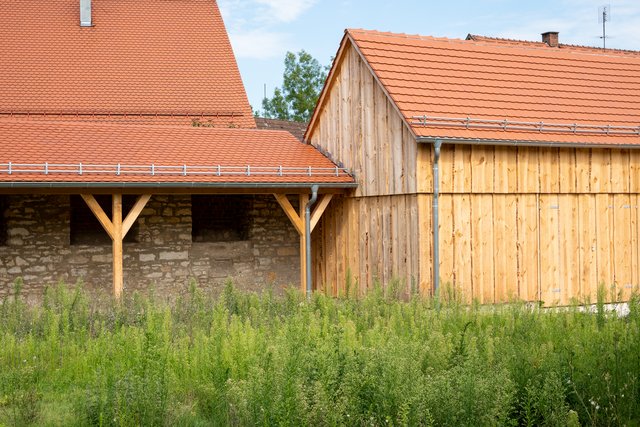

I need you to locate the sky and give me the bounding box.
[217,0,640,114]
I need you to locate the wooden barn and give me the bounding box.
[307,30,640,305]
[0,0,354,299]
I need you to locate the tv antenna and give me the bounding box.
[598,5,611,49]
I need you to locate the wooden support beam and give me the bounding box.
[80,194,115,240]
[81,193,152,300]
[299,194,309,294]
[112,194,123,299]
[273,193,304,235]
[273,193,335,294]
[122,194,151,237]
[310,194,333,233]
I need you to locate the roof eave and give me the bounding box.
[0,181,358,189]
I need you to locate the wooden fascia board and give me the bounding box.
[305,31,352,142]
[346,32,418,141]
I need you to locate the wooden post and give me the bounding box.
[299,194,309,293]
[273,193,334,294]
[112,194,123,299]
[80,193,151,299]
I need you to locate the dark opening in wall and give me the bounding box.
[192,195,251,242]
[70,195,138,245]
[0,196,7,246]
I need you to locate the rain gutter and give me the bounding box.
[416,136,640,150]
[0,182,358,190]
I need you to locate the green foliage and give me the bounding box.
[0,281,639,425]
[262,50,327,122]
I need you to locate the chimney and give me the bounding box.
[80,0,92,27]
[541,31,559,47]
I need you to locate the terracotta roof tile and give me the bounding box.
[0,120,353,185]
[346,29,640,145]
[0,0,255,128]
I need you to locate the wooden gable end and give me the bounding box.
[307,39,427,198]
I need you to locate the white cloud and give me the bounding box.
[218,0,317,59]
[255,0,317,23]
[228,29,289,59]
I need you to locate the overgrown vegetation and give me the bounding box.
[0,280,638,426]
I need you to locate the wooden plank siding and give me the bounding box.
[433,144,640,305]
[308,43,639,305]
[312,194,420,297]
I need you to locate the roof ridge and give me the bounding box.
[467,33,640,56]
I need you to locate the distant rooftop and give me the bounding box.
[255,118,308,142]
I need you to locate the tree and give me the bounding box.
[261,50,327,122]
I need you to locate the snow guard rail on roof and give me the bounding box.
[412,116,640,136]
[0,163,352,178]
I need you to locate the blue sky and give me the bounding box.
[218,0,640,114]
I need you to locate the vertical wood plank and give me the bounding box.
[417,143,432,193]
[417,193,432,295]
[453,194,472,302]
[471,146,494,193]
[558,149,576,193]
[439,145,454,193]
[575,148,591,193]
[595,194,614,301]
[614,194,633,300]
[439,194,455,292]
[471,194,494,303]
[493,195,508,301]
[610,149,630,193]
[558,195,578,305]
[539,147,560,193]
[453,145,472,193]
[517,147,540,193]
[577,194,598,303]
[408,195,420,294]
[632,196,639,299]
[517,194,539,301]
[591,149,612,193]
[630,151,640,193]
[539,194,561,306]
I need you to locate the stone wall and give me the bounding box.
[0,194,300,297]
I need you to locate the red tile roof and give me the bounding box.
[329,29,640,146]
[0,120,354,186]
[0,0,255,128]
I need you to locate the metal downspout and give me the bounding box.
[305,185,319,297]
[433,140,442,299]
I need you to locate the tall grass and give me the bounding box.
[0,280,638,426]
